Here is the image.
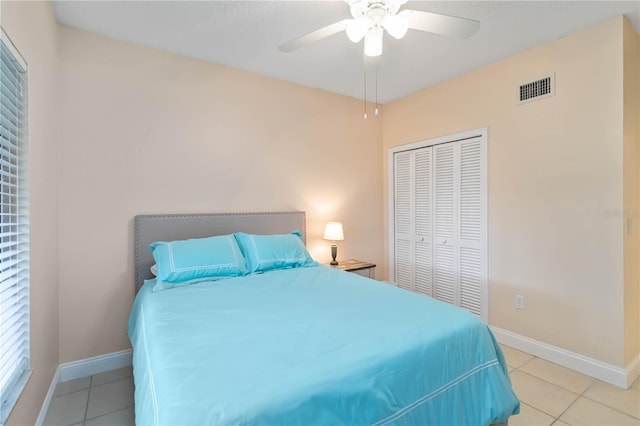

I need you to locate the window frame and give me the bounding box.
[0,26,31,425]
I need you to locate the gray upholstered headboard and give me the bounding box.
[134,211,306,292]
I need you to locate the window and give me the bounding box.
[0,28,30,424]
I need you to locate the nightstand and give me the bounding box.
[329,259,376,279]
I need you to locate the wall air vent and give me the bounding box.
[519,74,555,104]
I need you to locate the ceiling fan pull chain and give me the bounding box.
[374,69,379,117]
[363,69,368,119]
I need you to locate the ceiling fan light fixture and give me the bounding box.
[346,18,371,43]
[279,0,481,60]
[364,27,383,57]
[382,14,409,39]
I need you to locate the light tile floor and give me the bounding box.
[42,346,639,426]
[43,366,134,426]
[502,345,640,426]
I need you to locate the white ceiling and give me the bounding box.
[52,0,640,104]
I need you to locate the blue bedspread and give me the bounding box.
[128,266,519,425]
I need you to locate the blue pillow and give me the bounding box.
[234,230,318,274]
[150,234,247,284]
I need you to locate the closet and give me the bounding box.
[389,130,487,320]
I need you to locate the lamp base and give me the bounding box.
[330,244,338,265]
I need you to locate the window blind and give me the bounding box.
[0,28,30,425]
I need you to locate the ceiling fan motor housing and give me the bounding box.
[348,0,408,19]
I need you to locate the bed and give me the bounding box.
[129,212,519,425]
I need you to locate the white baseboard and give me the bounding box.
[36,349,133,425]
[35,366,61,426]
[491,326,639,389]
[59,349,133,383]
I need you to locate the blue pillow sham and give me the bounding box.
[149,234,247,284]
[234,230,318,274]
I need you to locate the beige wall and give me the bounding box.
[623,19,640,365]
[382,18,630,366]
[57,26,384,362]
[1,1,60,425]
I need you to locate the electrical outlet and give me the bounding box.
[515,295,525,309]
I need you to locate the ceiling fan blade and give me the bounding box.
[279,20,350,53]
[400,10,480,39]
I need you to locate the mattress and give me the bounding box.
[128,265,519,425]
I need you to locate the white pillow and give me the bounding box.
[150,264,158,276]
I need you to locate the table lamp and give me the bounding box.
[323,222,344,265]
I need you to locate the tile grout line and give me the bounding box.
[94,375,134,388]
[89,368,134,388]
[53,380,91,398]
[511,358,582,420]
[551,377,594,423]
[81,374,136,424]
[515,354,536,370]
[82,375,93,426]
[511,359,557,420]
[513,358,589,395]
[579,394,640,420]
[83,404,136,423]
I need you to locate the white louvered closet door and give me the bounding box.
[393,148,433,295]
[433,143,457,305]
[394,150,413,291]
[392,133,486,320]
[414,148,433,296]
[432,137,486,318]
[458,139,485,317]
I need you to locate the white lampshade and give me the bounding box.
[323,222,344,241]
[346,18,372,43]
[364,27,383,57]
[382,14,409,39]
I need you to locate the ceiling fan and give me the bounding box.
[278,0,480,57]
